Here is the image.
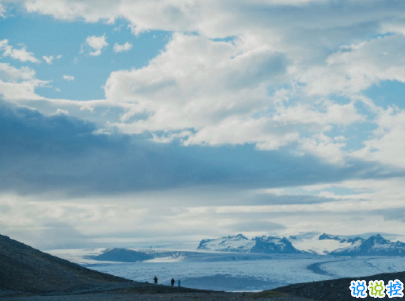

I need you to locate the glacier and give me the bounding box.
[46,232,405,292]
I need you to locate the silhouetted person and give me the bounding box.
[171,278,175,286]
[178,279,181,287]
[154,276,158,284]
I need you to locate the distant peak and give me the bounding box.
[319,233,340,240]
[228,234,248,240]
[368,234,386,242]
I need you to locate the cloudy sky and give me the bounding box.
[1,0,405,249]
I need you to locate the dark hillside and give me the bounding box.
[272,270,405,300]
[0,234,131,295]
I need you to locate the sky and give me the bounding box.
[1,0,405,250]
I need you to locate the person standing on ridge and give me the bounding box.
[178,279,181,287]
[154,276,158,284]
[171,278,175,287]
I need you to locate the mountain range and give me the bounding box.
[197,233,405,256]
[197,234,300,254]
[4,232,405,301]
[330,234,405,256]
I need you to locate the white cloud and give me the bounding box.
[0,39,39,63]
[2,0,405,247]
[10,0,405,168]
[299,34,405,97]
[43,56,53,64]
[300,133,347,164]
[103,33,365,163]
[0,4,6,18]
[351,107,405,168]
[272,101,363,128]
[105,34,295,146]
[83,35,108,56]
[43,55,62,64]
[3,175,405,248]
[0,62,48,101]
[55,108,69,115]
[0,62,36,81]
[113,42,132,53]
[21,0,405,41]
[63,75,74,81]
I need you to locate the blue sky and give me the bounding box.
[1,0,405,249]
[1,10,168,100]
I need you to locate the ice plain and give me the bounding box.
[48,249,405,292]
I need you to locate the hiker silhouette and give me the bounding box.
[171,278,175,286]
[154,276,158,284]
[178,279,181,287]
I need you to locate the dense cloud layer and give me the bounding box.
[1,102,392,196]
[2,0,404,168]
[1,0,405,247]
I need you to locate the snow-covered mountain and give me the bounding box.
[250,236,300,254]
[197,234,255,252]
[288,232,354,255]
[330,234,405,256]
[198,233,405,256]
[197,234,301,254]
[319,233,346,242]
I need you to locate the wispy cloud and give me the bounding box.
[0,39,39,63]
[63,75,74,81]
[0,63,47,100]
[43,54,62,64]
[83,35,108,56]
[0,4,6,18]
[113,42,132,53]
